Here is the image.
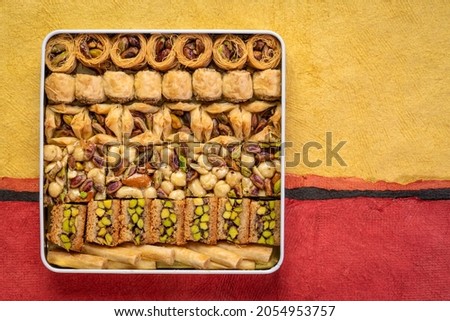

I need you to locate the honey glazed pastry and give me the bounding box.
[146,34,178,71]
[74,34,112,71]
[45,34,77,73]
[174,34,213,69]
[110,34,147,70]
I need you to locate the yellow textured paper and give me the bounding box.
[0,0,449,184]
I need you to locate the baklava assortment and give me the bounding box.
[42,32,283,271]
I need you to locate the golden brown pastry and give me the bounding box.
[217,198,250,243]
[145,34,178,71]
[45,34,77,73]
[110,34,147,69]
[74,34,111,70]
[252,69,281,100]
[45,73,75,104]
[246,34,281,70]
[44,105,92,144]
[241,101,281,142]
[86,200,121,246]
[75,74,106,104]
[212,34,247,70]
[159,103,202,142]
[102,71,135,103]
[202,103,243,142]
[192,68,222,101]
[88,104,124,143]
[122,103,160,141]
[120,198,152,245]
[148,199,186,245]
[162,70,192,101]
[134,70,162,103]
[249,199,280,245]
[222,70,253,102]
[46,203,87,251]
[184,197,218,244]
[174,34,213,68]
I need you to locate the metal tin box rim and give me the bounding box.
[39,29,286,274]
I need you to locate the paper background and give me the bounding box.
[1,0,449,183]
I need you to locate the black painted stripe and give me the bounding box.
[0,190,39,202]
[286,187,450,200]
[1,188,450,202]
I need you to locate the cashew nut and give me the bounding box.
[169,189,185,200]
[212,166,229,179]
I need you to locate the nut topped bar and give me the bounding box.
[42,31,283,271]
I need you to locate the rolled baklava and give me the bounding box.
[192,68,222,101]
[212,34,247,70]
[46,203,87,251]
[146,34,178,71]
[86,200,121,246]
[75,34,111,70]
[185,197,218,244]
[44,73,76,104]
[45,34,77,73]
[110,34,147,69]
[246,34,281,70]
[174,34,213,69]
[222,70,253,102]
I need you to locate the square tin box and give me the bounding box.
[40,29,285,274]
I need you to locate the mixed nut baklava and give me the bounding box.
[43,31,283,271]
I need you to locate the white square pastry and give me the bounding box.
[75,74,105,104]
[134,70,162,103]
[222,70,253,102]
[192,68,222,101]
[162,70,192,101]
[44,73,75,104]
[252,69,281,100]
[103,71,134,103]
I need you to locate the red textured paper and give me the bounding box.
[0,198,449,300]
